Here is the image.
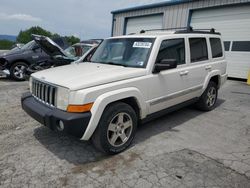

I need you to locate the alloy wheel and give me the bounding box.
[107,112,133,147]
[206,87,217,107]
[13,65,27,79]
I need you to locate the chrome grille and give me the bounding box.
[31,79,57,106]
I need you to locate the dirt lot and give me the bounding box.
[0,78,249,188]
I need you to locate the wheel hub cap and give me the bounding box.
[107,112,133,147]
[14,65,26,79]
[207,87,216,107]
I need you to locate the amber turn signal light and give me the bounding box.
[67,103,93,113]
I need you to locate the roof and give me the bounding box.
[109,30,221,39]
[110,31,175,39]
[111,0,192,14]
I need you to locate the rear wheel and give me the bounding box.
[196,81,218,111]
[92,102,137,154]
[10,62,28,81]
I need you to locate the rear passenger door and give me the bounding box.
[185,37,210,92]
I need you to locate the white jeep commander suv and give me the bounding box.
[22,28,227,154]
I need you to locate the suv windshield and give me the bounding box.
[91,38,155,68]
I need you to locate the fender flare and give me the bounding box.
[8,59,31,69]
[202,70,222,91]
[81,87,147,140]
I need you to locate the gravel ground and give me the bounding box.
[0,78,249,188]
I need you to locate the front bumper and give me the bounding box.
[0,69,10,76]
[21,92,91,138]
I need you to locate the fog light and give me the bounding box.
[57,120,64,131]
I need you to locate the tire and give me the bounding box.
[10,62,28,81]
[92,102,137,154]
[196,81,218,111]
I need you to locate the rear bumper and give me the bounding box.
[21,92,91,138]
[220,73,228,87]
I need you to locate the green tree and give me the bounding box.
[16,26,80,46]
[64,35,80,45]
[0,40,15,50]
[16,26,53,43]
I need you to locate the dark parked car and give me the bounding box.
[0,35,101,81]
[0,40,52,80]
[25,35,100,76]
[26,44,98,75]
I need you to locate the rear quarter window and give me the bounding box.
[223,41,230,51]
[210,38,223,58]
[189,38,208,63]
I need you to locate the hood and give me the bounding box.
[32,63,147,90]
[0,48,24,57]
[32,34,68,57]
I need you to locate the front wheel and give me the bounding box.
[196,81,218,111]
[10,62,28,81]
[92,102,137,154]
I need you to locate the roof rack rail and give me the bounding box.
[139,27,221,35]
[140,26,191,33]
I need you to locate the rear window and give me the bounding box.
[210,38,223,58]
[189,38,208,63]
[224,41,230,51]
[231,41,250,52]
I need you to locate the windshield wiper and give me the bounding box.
[91,61,126,67]
[105,62,126,67]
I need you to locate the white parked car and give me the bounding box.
[22,28,227,154]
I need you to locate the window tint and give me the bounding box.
[224,41,230,51]
[156,38,185,65]
[231,41,250,52]
[189,38,208,63]
[210,38,223,58]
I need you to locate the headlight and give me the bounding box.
[0,58,7,68]
[56,87,70,110]
[29,77,33,93]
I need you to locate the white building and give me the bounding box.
[111,0,250,79]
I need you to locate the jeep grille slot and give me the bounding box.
[31,79,57,106]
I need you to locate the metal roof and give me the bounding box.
[111,0,193,14]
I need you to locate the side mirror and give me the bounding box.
[153,59,177,73]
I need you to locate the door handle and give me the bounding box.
[180,70,189,76]
[205,65,212,70]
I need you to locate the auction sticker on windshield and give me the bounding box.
[133,42,152,48]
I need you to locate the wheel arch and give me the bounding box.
[12,59,31,65]
[8,59,31,69]
[81,87,147,140]
[203,71,222,91]
[114,97,140,119]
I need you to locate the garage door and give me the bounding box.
[191,5,250,79]
[125,14,163,35]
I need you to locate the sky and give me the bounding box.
[0,0,167,39]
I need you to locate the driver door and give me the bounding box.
[147,38,191,114]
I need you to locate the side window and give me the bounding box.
[210,38,223,58]
[156,38,185,65]
[224,41,230,51]
[231,41,250,52]
[189,38,208,63]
